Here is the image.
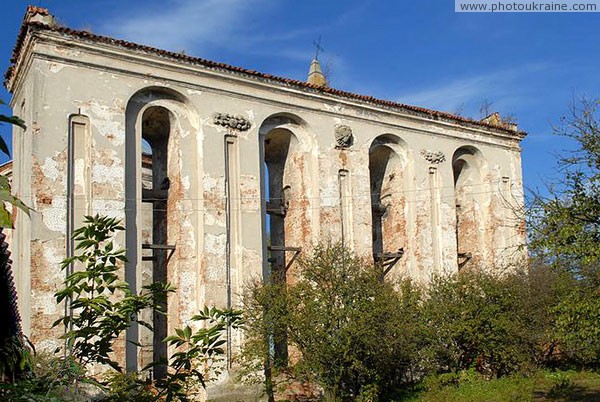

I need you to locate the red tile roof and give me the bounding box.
[5,6,526,138]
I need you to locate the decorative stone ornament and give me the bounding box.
[212,112,251,131]
[420,149,446,164]
[334,124,354,148]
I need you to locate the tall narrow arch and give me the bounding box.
[258,113,313,283]
[141,105,171,379]
[453,146,485,269]
[263,127,295,285]
[369,134,408,277]
[124,87,198,376]
[258,113,312,367]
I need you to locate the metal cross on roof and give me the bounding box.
[313,36,324,60]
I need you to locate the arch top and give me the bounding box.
[125,86,199,131]
[127,86,192,107]
[453,145,486,185]
[452,145,484,162]
[258,112,309,136]
[369,133,407,151]
[369,134,408,167]
[258,112,316,152]
[141,106,171,144]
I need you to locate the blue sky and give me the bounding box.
[2,0,599,195]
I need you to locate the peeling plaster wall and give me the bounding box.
[9,27,526,374]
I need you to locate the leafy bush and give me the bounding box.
[239,280,288,401]
[157,306,243,402]
[0,353,94,402]
[552,286,600,367]
[243,243,423,401]
[100,371,156,402]
[420,270,536,378]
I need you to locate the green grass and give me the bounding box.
[391,370,600,402]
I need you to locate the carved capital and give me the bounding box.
[212,112,251,132]
[420,149,446,164]
[334,124,354,148]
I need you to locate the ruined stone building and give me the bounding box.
[5,6,526,381]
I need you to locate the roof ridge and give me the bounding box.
[5,7,526,138]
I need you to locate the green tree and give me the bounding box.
[529,98,600,367]
[529,98,600,278]
[243,243,422,402]
[20,215,240,401]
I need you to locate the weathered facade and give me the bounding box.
[6,5,526,391]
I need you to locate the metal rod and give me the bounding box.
[64,116,76,354]
[224,135,234,368]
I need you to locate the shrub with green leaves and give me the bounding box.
[243,243,423,402]
[156,306,243,402]
[0,353,93,402]
[100,370,156,402]
[552,286,600,367]
[420,270,536,378]
[239,280,289,402]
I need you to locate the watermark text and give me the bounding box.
[456,0,599,12]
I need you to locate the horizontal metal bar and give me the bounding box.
[142,189,168,201]
[142,244,176,250]
[268,246,302,252]
[266,201,287,217]
[374,248,405,262]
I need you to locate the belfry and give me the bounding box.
[5,5,526,393]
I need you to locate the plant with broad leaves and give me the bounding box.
[53,214,175,371]
[0,334,33,382]
[0,99,30,227]
[155,306,243,402]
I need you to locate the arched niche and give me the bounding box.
[452,146,486,269]
[263,127,296,284]
[258,113,313,282]
[369,134,408,275]
[124,87,198,376]
[258,113,312,367]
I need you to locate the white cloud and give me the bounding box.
[100,0,360,66]
[397,62,551,114]
[101,0,268,53]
